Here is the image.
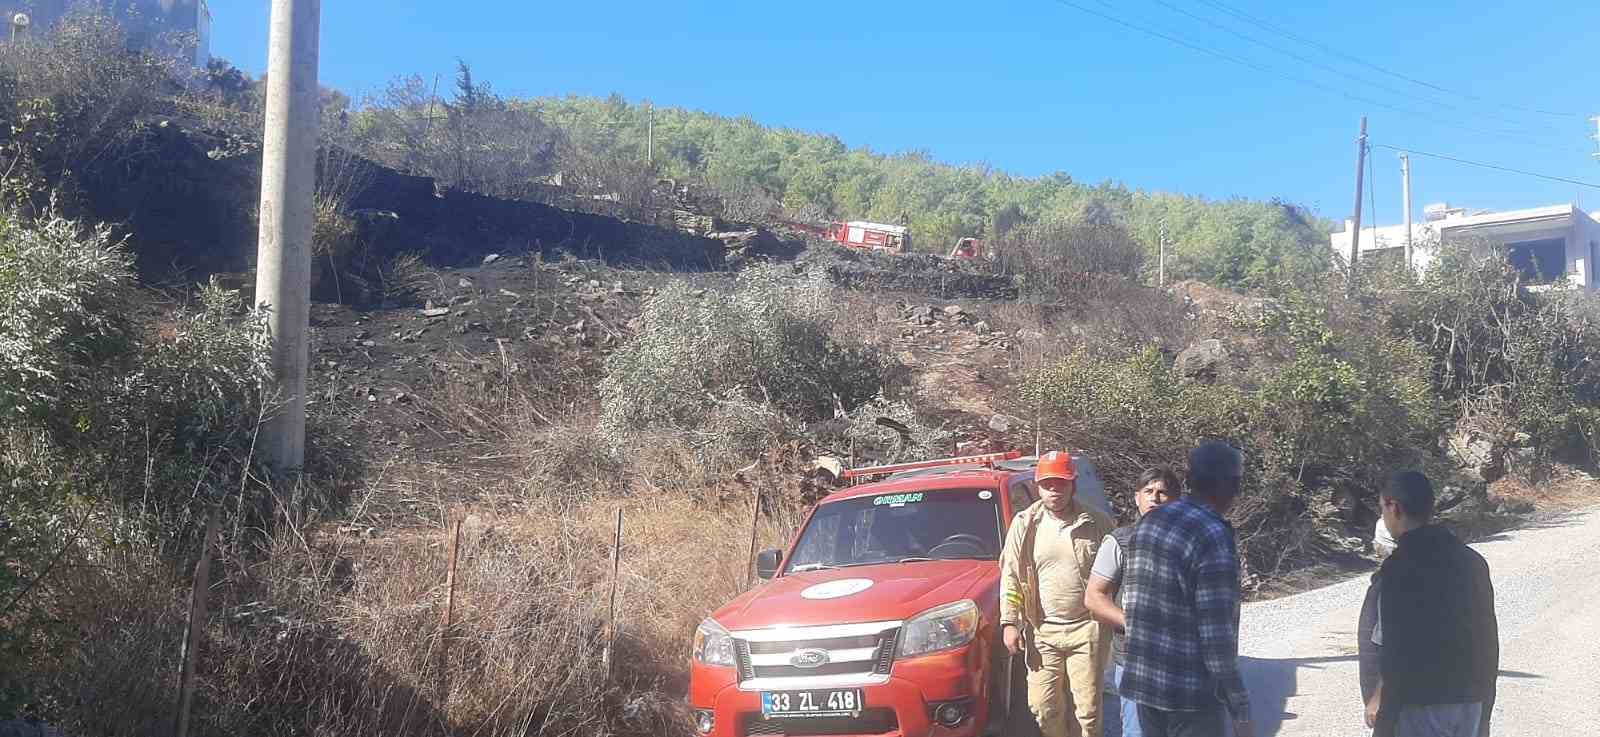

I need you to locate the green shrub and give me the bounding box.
[0,210,135,426]
[0,211,272,719]
[598,264,889,463]
[1012,293,1444,573]
[1380,240,1600,463]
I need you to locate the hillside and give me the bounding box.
[347,71,1336,292]
[5,14,1600,737]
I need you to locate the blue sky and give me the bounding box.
[210,1,1600,226]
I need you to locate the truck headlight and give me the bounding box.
[693,618,737,667]
[897,600,980,658]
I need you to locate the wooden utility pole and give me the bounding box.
[173,507,221,737]
[604,508,623,683]
[746,485,762,587]
[1348,116,1368,292]
[437,518,461,707]
[255,0,321,470]
[1157,219,1169,288]
[1400,152,1413,272]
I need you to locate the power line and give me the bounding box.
[1045,0,1589,156]
[1371,143,1600,190]
[1135,0,1576,140]
[1191,0,1583,119]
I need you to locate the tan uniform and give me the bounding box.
[1000,499,1114,737]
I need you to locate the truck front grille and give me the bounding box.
[731,621,902,688]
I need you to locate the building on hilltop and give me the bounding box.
[3,0,211,66]
[1329,201,1600,290]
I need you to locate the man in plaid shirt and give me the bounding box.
[1120,442,1254,737]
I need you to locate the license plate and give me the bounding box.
[760,688,864,719]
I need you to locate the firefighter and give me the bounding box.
[1001,450,1116,737]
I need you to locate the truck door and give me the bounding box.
[1004,476,1037,527]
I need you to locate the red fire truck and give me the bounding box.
[780,219,912,254]
[687,451,1114,737]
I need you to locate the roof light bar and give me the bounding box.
[841,450,1023,480]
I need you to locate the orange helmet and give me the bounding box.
[1036,451,1077,482]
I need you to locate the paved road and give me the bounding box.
[1237,506,1600,737]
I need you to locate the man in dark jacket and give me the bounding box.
[1365,471,1498,737]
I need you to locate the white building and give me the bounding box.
[1329,202,1600,289]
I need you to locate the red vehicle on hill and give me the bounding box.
[687,451,1113,737]
[780,219,912,254]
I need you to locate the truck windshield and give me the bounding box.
[784,488,1002,573]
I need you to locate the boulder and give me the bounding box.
[1505,446,1538,477]
[1443,428,1504,483]
[1174,339,1230,384]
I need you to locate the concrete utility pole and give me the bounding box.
[1348,116,1368,292]
[1400,152,1413,272]
[254,0,322,470]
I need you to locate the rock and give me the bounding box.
[811,456,846,482]
[716,228,805,264]
[943,305,965,316]
[0,720,68,737]
[458,277,473,288]
[1499,499,1536,515]
[898,351,919,366]
[1443,428,1504,483]
[359,340,376,348]
[499,288,522,298]
[394,392,413,404]
[988,414,1024,432]
[420,307,451,318]
[1174,339,1230,383]
[691,288,708,298]
[1506,446,1538,476]
[974,321,991,334]
[588,279,601,289]
[481,253,501,265]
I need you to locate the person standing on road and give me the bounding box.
[1365,471,1498,737]
[1001,450,1117,737]
[1086,467,1181,737]
[1359,514,1399,736]
[1120,442,1254,737]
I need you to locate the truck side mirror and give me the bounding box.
[755,549,782,580]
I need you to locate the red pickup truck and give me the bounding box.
[687,451,1113,737]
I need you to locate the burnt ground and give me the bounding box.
[303,253,1027,476]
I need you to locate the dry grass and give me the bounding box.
[1489,467,1600,513]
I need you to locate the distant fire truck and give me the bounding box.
[780,219,912,254]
